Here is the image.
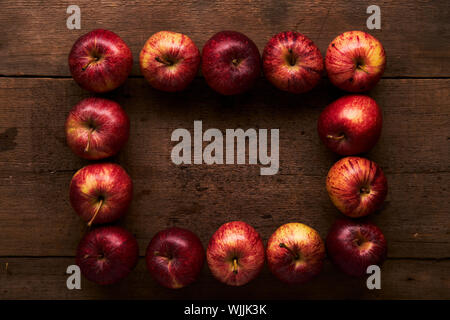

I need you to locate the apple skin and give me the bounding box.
[140,31,201,92]
[76,226,139,285]
[202,31,261,95]
[68,29,133,93]
[326,219,387,277]
[262,31,323,93]
[65,97,130,160]
[146,227,205,289]
[267,223,325,284]
[69,163,133,226]
[326,157,387,218]
[318,95,382,155]
[207,221,265,286]
[325,31,386,92]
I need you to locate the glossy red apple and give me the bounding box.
[267,223,325,284]
[326,157,388,218]
[68,29,133,93]
[325,31,386,92]
[140,31,200,92]
[202,31,261,95]
[318,95,382,155]
[262,31,323,93]
[69,163,133,226]
[326,219,387,277]
[76,226,139,285]
[65,97,130,160]
[146,227,205,289]
[207,221,265,286]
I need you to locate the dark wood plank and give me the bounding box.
[0,78,448,174]
[0,257,448,299]
[0,0,449,77]
[0,78,448,258]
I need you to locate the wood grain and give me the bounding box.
[0,257,448,299]
[0,0,449,77]
[0,78,448,259]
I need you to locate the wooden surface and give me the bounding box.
[0,0,449,300]
[1,0,449,77]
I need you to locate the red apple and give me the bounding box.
[207,221,265,286]
[146,227,205,289]
[202,31,261,95]
[68,29,133,93]
[318,95,382,155]
[140,31,200,92]
[65,97,130,160]
[76,226,139,285]
[262,31,323,93]
[325,31,386,92]
[69,163,133,226]
[267,223,325,284]
[326,219,387,277]
[326,157,388,218]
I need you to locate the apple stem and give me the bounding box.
[155,56,173,66]
[326,134,345,140]
[231,58,241,67]
[81,57,99,71]
[232,258,238,274]
[360,187,371,194]
[357,64,370,74]
[279,243,299,260]
[87,198,104,227]
[288,49,296,66]
[85,127,95,153]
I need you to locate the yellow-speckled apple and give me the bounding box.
[207,221,265,286]
[65,97,130,160]
[267,223,325,284]
[69,163,133,226]
[325,31,386,92]
[263,31,323,93]
[326,157,388,218]
[140,31,200,92]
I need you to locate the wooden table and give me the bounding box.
[0,0,448,299]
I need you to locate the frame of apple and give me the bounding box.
[66,29,388,287]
